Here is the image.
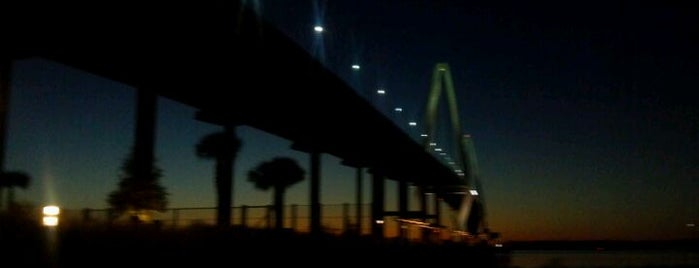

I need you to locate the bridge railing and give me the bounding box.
[56,203,470,242]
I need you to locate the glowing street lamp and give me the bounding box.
[394,107,403,112]
[42,205,60,227]
[351,64,360,70]
[408,121,417,126]
[313,25,324,33]
[377,89,386,95]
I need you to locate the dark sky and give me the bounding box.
[5,0,698,241]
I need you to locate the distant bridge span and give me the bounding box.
[1,1,466,234]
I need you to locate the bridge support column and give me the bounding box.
[133,89,157,185]
[420,187,428,222]
[370,170,385,238]
[0,59,9,210]
[291,143,324,235]
[310,150,321,234]
[398,179,408,238]
[0,59,9,173]
[355,167,363,233]
[419,186,429,241]
[434,195,441,227]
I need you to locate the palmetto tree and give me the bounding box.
[247,157,305,230]
[196,127,241,227]
[0,171,30,210]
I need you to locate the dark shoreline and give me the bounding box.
[505,239,699,251]
[2,219,508,267]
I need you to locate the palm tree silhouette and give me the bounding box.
[196,126,241,227]
[0,171,30,210]
[247,157,305,230]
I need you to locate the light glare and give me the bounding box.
[352,64,360,70]
[394,107,403,112]
[43,205,60,216]
[408,122,417,126]
[377,89,386,94]
[469,190,479,196]
[43,216,58,226]
[313,25,323,32]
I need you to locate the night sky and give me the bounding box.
[5,0,698,241]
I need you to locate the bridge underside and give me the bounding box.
[1,1,465,209]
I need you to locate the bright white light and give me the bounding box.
[457,172,465,176]
[469,190,479,196]
[394,107,403,112]
[375,220,384,224]
[408,122,417,126]
[43,216,58,226]
[434,148,442,152]
[377,89,386,94]
[351,64,360,70]
[495,243,503,248]
[420,134,428,137]
[313,25,324,32]
[43,205,60,216]
[429,142,437,146]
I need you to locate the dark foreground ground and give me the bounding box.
[1,214,508,267]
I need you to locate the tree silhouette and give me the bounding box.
[247,157,305,230]
[0,171,30,210]
[107,149,168,222]
[196,127,241,227]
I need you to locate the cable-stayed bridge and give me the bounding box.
[0,0,493,241]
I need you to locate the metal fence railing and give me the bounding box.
[54,203,472,242]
